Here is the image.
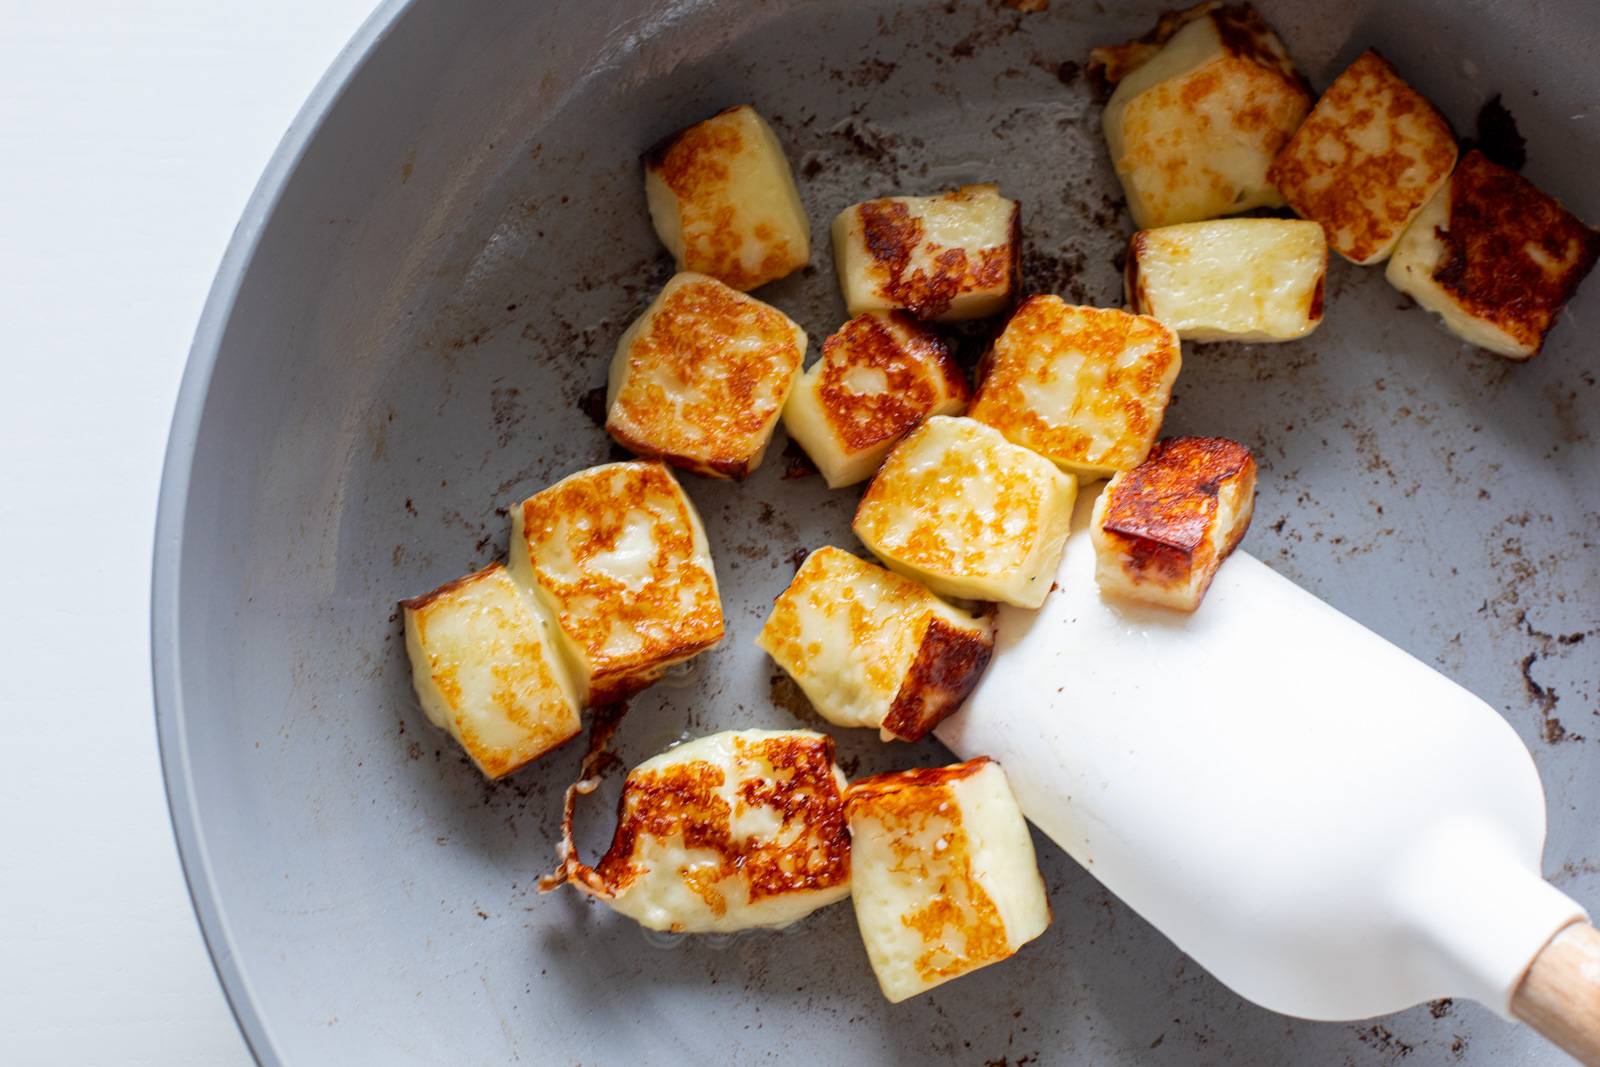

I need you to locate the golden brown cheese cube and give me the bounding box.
[1386,150,1600,359]
[560,730,851,933]
[643,105,810,291]
[756,547,994,742]
[1126,218,1327,342]
[510,461,723,707]
[853,416,1076,608]
[845,758,1051,1003]
[1098,4,1312,229]
[1091,436,1256,612]
[968,297,1180,481]
[782,312,970,488]
[1268,51,1457,265]
[831,184,1020,322]
[401,563,581,778]
[606,272,806,478]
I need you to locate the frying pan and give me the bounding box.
[153,0,1600,1062]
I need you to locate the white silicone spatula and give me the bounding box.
[935,487,1600,1065]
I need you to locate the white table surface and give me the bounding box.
[0,3,376,1062]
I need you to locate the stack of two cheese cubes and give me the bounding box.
[551,724,1048,1006]
[401,459,725,779]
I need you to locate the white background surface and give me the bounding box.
[0,2,376,1062]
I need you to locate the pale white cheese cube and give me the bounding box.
[606,272,806,478]
[756,547,994,742]
[561,730,851,933]
[845,757,1051,1003]
[1127,218,1327,342]
[509,461,723,707]
[782,312,970,488]
[643,105,811,291]
[1098,3,1311,229]
[1091,436,1256,612]
[968,297,1180,480]
[401,563,581,778]
[831,184,1019,322]
[1386,150,1600,359]
[1268,50,1457,265]
[853,416,1076,608]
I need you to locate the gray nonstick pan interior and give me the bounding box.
[154,0,1600,1062]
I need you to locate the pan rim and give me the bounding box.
[149,2,415,1062]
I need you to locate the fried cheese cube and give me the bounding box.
[606,272,806,478]
[562,730,851,933]
[643,105,811,291]
[1098,3,1312,229]
[845,757,1050,1003]
[1385,150,1600,359]
[1268,51,1457,266]
[1091,436,1256,612]
[831,184,1020,322]
[1126,218,1327,342]
[853,416,1076,609]
[401,563,581,778]
[782,312,970,488]
[510,461,723,707]
[968,297,1180,480]
[757,547,994,742]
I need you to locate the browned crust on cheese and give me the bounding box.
[856,189,1018,320]
[571,734,850,915]
[519,462,724,694]
[1211,4,1311,95]
[817,312,969,452]
[398,560,506,612]
[642,105,800,291]
[852,418,1051,579]
[968,295,1179,470]
[1100,437,1255,597]
[1307,272,1325,323]
[1124,232,1149,313]
[845,755,1014,984]
[881,616,995,742]
[402,562,580,779]
[844,756,993,806]
[607,278,803,477]
[472,718,580,780]
[1429,151,1600,354]
[1268,51,1456,262]
[641,104,745,171]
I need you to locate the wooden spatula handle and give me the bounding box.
[1514,920,1600,1066]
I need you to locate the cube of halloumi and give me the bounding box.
[853,416,1076,609]
[845,757,1050,1003]
[1091,436,1256,612]
[968,297,1180,480]
[782,312,970,488]
[606,272,806,478]
[757,547,994,742]
[1097,3,1312,229]
[1386,150,1600,359]
[401,563,581,778]
[1268,51,1457,265]
[1126,218,1327,342]
[560,730,851,933]
[831,184,1020,322]
[643,105,810,291]
[510,461,723,707]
